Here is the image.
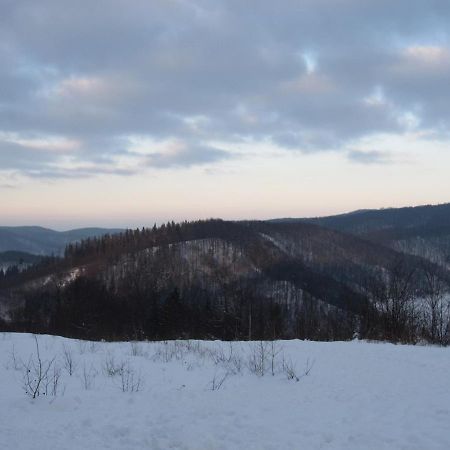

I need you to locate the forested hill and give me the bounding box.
[1,219,449,345]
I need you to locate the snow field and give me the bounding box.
[0,333,449,450]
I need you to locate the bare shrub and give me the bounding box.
[282,356,299,382]
[51,364,63,396]
[222,344,243,375]
[183,341,209,363]
[88,341,99,353]
[6,344,21,371]
[207,346,227,366]
[225,353,243,375]
[22,335,56,398]
[102,353,126,377]
[303,357,315,376]
[80,363,97,390]
[42,364,63,397]
[152,341,178,363]
[130,341,146,357]
[269,341,283,376]
[208,370,228,391]
[77,340,87,355]
[61,344,77,376]
[184,340,204,355]
[247,341,270,376]
[118,361,143,392]
[282,355,315,382]
[172,341,188,360]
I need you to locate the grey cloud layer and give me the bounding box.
[1,0,450,179]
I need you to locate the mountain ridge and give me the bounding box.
[0,226,123,255]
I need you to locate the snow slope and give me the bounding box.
[0,333,449,450]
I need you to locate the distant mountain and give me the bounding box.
[0,226,123,256]
[303,203,450,233]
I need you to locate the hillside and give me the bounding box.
[1,219,449,344]
[274,203,450,267]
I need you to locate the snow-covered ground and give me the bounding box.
[1,333,449,450]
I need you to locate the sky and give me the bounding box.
[1,0,450,229]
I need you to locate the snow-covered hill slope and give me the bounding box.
[1,333,449,450]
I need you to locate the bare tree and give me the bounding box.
[422,264,450,345]
[371,260,418,342]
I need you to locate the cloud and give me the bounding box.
[23,166,137,179]
[347,150,393,165]
[0,132,81,153]
[146,144,232,169]
[1,1,450,180]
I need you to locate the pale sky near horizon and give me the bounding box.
[2,1,450,229]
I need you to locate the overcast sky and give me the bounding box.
[2,0,450,229]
